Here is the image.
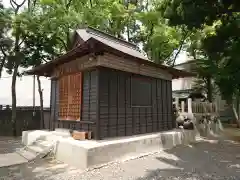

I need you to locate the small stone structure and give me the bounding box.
[22,129,196,170]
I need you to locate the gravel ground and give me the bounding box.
[0,137,23,154]
[0,138,240,180]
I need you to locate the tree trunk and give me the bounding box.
[37,75,44,129]
[10,0,26,137]
[206,76,213,102]
[11,64,18,136]
[236,96,240,128]
[0,57,6,78]
[231,102,240,128]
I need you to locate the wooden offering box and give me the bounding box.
[72,131,92,140]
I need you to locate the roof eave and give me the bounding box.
[25,38,96,76]
[93,41,196,79]
[25,37,196,79]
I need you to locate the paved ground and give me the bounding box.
[0,137,23,153]
[0,152,28,167]
[0,137,28,167]
[0,138,240,180]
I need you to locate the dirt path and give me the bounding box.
[223,126,240,142]
[0,138,239,180]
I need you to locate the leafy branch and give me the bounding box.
[171,29,190,66]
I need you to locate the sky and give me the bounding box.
[3,0,13,8]
[0,0,189,107]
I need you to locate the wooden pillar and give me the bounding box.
[188,98,192,113]
[95,68,101,140]
[50,77,58,131]
[181,101,185,113]
[175,97,179,110]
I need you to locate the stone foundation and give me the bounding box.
[22,129,196,170]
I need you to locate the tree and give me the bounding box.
[20,0,131,128]
[0,0,55,134]
[161,0,240,126]
[160,0,240,29]
[0,1,12,78]
[1,0,194,135]
[20,15,59,129]
[203,16,240,126]
[19,0,68,128]
[133,1,189,65]
[0,0,28,136]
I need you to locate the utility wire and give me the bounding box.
[0,76,12,79]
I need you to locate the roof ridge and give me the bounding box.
[86,26,137,49]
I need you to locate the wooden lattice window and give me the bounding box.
[58,73,82,120]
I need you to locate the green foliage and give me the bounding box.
[143,23,181,64]
[160,0,240,29]
[202,15,240,103]
[0,1,13,77]
[16,0,187,67]
[161,0,240,104]
[1,0,191,75]
[135,4,184,64]
[0,0,203,134]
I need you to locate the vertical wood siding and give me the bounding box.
[51,67,174,140]
[98,67,173,139]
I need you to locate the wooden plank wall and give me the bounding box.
[81,70,97,123]
[50,67,174,139]
[98,67,173,139]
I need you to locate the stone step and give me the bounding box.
[16,148,37,161]
[33,140,53,149]
[26,144,45,154]
[16,138,56,162]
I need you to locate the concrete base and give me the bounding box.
[22,129,196,170]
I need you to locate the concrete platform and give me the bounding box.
[22,129,196,170]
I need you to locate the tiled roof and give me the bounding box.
[26,27,195,79]
[76,27,149,61]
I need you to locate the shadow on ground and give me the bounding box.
[0,157,82,180]
[137,139,240,180]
